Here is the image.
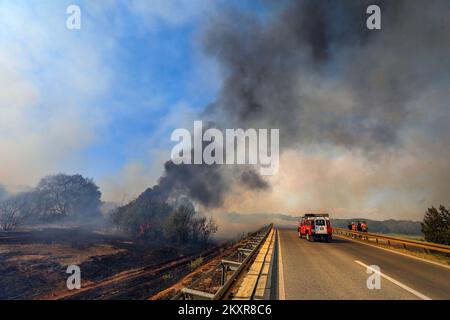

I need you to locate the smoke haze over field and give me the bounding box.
[0,1,449,221]
[158,0,450,222]
[201,0,450,222]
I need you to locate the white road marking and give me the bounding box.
[334,234,450,271]
[277,229,286,300]
[354,260,432,300]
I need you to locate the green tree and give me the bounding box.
[35,174,101,221]
[163,205,195,243]
[111,187,219,244]
[421,206,450,245]
[111,187,172,239]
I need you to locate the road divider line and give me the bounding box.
[334,234,450,270]
[354,260,432,300]
[277,229,286,300]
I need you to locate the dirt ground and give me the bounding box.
[0,227,216,300]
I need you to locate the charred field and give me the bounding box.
[0,227,223,300]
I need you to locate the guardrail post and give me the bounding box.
[221,264,227,285]
[238,248,252,262]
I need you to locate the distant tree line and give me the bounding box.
[0,175,218,245]
[111,187,218,244]
[0,174,102,231]
[421,206,450,245]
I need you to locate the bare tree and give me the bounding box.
[190,216,205,243]
[0,196,25,231]
[200,216,218,244]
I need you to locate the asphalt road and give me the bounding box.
[275,228,450,300]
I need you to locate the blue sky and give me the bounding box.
[0,0,257,199]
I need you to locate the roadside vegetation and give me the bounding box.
[0,174,218,246]
[421,206,450,245]
[111,187,218,245]
[0,174,102,231]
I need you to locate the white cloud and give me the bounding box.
[0,2,114,187]
[0,1,219,195]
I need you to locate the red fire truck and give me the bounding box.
[298,213,333,242]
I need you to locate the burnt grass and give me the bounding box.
[0,228,216,300]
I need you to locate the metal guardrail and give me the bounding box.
[233,227,276,300]
[333,227,450,254]
[180,224,274,300]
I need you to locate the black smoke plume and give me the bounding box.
[204,0,449,151]
[141,0,450,208]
